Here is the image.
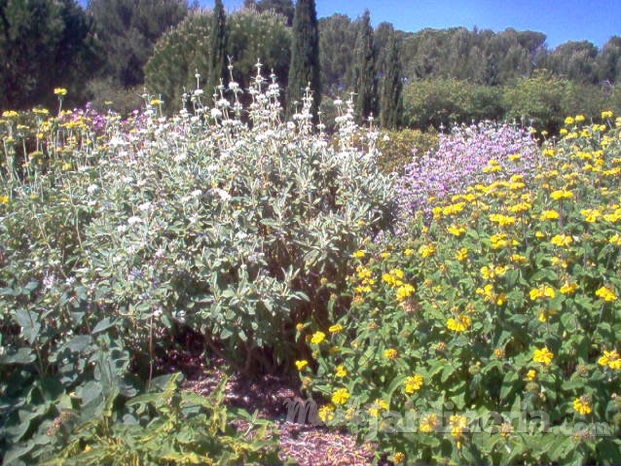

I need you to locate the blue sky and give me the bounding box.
[203,0,620,49]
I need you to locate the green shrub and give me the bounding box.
[376,128,439,175]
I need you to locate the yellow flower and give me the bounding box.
[335,365,348,377]
[381,252,391,259]
[352,250,365,259]
[508,202,532,213]
[538,309,557,322]
[550,234,573,248]
[540,209,560,221]
[489,214,517,227]
[455,248,468,261]
[581,209,601,223]
[564,116,575,125]
[393,452,406,464]
[0,195,9,205]
[384,348,399,360]
[329,324,344,334]
[595,286,617,302]
[575,114,586,122]
[404,248,414,257]
[560,282,579,295]
[448,225,466,237]
[449,414,469,437]
[530,285,556,300]
[442,202,466,216]
[318,404,336,422]
[331,388,351,405]
[511,253,528,264]
[419,413,440,433]
[419,244,436,258]
[368,399,389,417]
[295,360,309,371]
[526,369,537,381]
[447,315,472,332]
[404,375,424,394]
[602,110,614,119]
[396,284,415,301]
[481,265,507,280]
[598,350,621,370]
[54,87,68,96]
[310,331,326,345]
[550,189,573,200]
[533,347,554,366]
[573,396,592,416]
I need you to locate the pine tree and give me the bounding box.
[354,10,378,125]
[379,29,403,129]
[0,0,97,110]
[207,0,228,97]
[286,0,321,120]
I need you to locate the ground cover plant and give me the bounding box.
[1,67,621,465]
[302,114,621,464]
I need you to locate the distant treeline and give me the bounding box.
[2,0,620,132]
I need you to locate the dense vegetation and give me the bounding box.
[2,1,621,464]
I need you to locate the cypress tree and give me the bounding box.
[355,10,378,125]
[286,0,321,121]
[207,0,228,97]
[379,29,403,129]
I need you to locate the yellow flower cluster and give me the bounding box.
[418,243,436,258]
[476,284,507,305]
[447,314,472,332]
[455,248,469,261]
[529,284,556,300]
[396,284,416,301]
[310,331,326,345]
[355,265,375,293]
[581,208,602,222]
[449,414,469,439]
[598,349,621,370]
[383,268,405,286]
[489,214,517,227]
[368,399,389,417]
[447,225,467,237]
[480,264,508,280]
[533,347,554,366]
[550,189,573,200]
[573,396,592,416]
[550,234,573,248]
[595,286,617,302]
[404,375,424,394]
[539,209,560,221]
[419,413,440,433]
[560,281,579,295]
[318,404,336,422]
[384,348,399,360]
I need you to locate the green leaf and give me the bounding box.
[0,347,36,365]
[64,335,93,352]
[14,308,41,344]
[3,443,35,466]
[92,317,116,334]
[500,371,519,400]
